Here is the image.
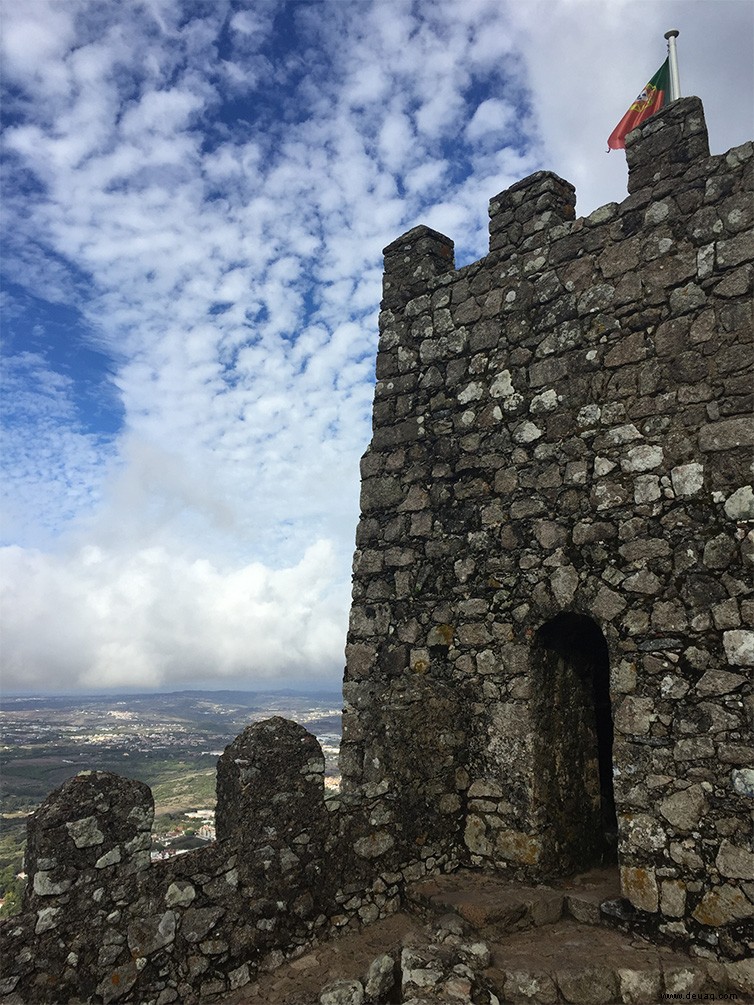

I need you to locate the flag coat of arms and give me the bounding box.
[608,58,670,150]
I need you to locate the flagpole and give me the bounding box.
[664,29,681,101]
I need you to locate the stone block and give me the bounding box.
[614,696,654,736]
[354,832,395,859]
[659,785,708,831]
[703,532,737,569]
[565,895,601,925]
[96,960,142,1004]
[321,980,365,1005]
[660,880,686,918]
[715,839,754,879]
[724,484,754,519]
[622,570,661,594]
[504,970,558,1004]
[725,959,754,994]
[604,331,646,367]
[695,668,746,695]
[699,416,754,452]
[723,629,754,666]
[127,911,176,957]
[494,829,541,866]
[662,967,706,995]
[673,736,715,761]
[672,460,705,497]
[592,586,627,622]
[620,865,659,913]
[550,565,579,606]
[556,966,619,1004]
[634,475,661,503]
[692,884,754,925]
[617,968,662,1005]
[364,954,395,1000]
[624,814,666,853]
[731,768,754,797]
[165,882,196,908]
[464,816,492,858]
[180,907,225,944]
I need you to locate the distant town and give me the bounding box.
[0,689,342,914]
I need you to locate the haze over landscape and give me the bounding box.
[1,0,752,694]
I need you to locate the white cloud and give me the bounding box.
[0,1,77,96]
[1,539,346,691]
[466,99,517,143]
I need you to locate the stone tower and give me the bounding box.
[341,96,754,957]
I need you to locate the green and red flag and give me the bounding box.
[607,58,670,150]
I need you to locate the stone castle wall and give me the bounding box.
[0,719,423,1004]
[1,96,752,1003]
[341,96,753,958]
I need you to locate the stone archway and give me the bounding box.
[531,613,616,877]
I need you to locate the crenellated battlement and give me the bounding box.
[1,718,419,1003]
[488,169,576,255]
[383,98,719,311]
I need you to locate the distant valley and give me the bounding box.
[0,689,343,915]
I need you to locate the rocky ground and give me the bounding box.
[220,867,753,1004]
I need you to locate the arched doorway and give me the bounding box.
[531,613,616,876]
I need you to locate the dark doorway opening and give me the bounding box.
[532,613,616,875]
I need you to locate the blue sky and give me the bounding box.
[1,0,752,693]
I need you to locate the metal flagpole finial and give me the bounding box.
[664,29,682,102]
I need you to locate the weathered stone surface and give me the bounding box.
[617,968,662,1005]
[725,958,754,994]
[181,906,225,943]
[361,476,404,513]
[614,696,654,736]
[623,815,666,853]
[659,786,708,831]
[33,872,71,896]
[723,629,754,665]
[620,866,659,913]
[731,767,754,797]
[621,445,663,472]
[724,485,754,520]
[692,884,754,925]
[660,880,686,918]
[354,832,395,859]
[556,966,619,1004]
[66,815,105,848]
[715,839,754,879]
[464,816,492,857]
[504,970,558,1003]
[695,668,746,695]
[320,979,364,1005]
[699,416,754,451]
[364,953,396,1000]
[216,716,327,846]
[662,967,706,996]
[96,960,142,1003]
[165,881,196,908]
[670,462,704,496]
[127,911,176,957]
[703,532,737,568]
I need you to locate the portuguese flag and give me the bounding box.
[607,58,670,150]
